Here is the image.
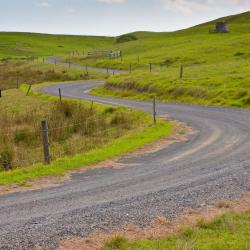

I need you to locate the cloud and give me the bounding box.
[34,1,51,8]
[97,0,127,4]
[160,0,250,14]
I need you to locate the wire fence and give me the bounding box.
[0,105,153,171]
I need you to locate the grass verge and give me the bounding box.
[104,210,250,250]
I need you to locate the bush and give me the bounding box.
[0,149,13,170]
[115,34,138,44]
[14,129,31,144]
[104,236,128,249]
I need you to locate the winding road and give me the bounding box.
[0,59,249,250]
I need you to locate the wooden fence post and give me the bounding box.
[54,58,57,66]
[153,97,156,124]
[69,62,71,68]
[129,64,132,73]
[26,84,32,96]
[180,65,184,79]
[0,89,1,98]
[41,120,51,165]
[59,88,62,103]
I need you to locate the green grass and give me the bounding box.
[0,59,105,90]
[104,211,250,250]
[0,118,172,185]
[0,32,114,59]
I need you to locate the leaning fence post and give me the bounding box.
[41,120,50,165]
[58,88,62,103]
[26,84,32,96]
[180,65,184,79]
[153,97,156,124]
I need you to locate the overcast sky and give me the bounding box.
[0,0,249,36]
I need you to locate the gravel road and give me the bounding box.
[0,63,249,249]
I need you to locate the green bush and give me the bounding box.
[115,34,138,44]
[0,149,13,170]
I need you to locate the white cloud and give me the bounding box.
[34,1,51,8]
[97,0,127,4]
[160,0,250,14]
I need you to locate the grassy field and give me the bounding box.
[0,32,114,59]
[0,59,104,90]
[104,211,250,250]
[70,11,250,108]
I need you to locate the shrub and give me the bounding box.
[104,236,128,249]
[0,149,13,171]
[14,129,32,144]
[115,34,138,44]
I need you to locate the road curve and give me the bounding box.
[0,68,250,249]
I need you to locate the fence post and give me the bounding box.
[153,97,156,124]
[54,58,57,66]
[41,120,51,165]
[180,65,184,79]
[26,84,32,96]
[43,57,45,63]
[59,88,62,103]
[0,89,1,98]
[129,64,132,73]
[149,63,152,73]
[69,61,71,68]
[137,56,140,63]
[120,51,123,62]
[107,68,109,74]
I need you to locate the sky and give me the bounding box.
[0,0,249,36]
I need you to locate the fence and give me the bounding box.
[0,97,158,171]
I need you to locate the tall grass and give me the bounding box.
[0,89,143,171]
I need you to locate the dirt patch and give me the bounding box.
[57,196,250,250]
[0,119,191,196]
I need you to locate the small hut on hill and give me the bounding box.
[216,21,229,33]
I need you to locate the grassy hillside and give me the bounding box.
[69,11,250,108]
[0,32,114,59]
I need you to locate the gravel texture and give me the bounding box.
[0,61,249,250]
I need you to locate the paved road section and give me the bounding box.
[0,80,249,249]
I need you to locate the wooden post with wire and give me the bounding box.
[26,84,32,96]
[58,88,62,103]
[41,120,51,165]
[180,65,184,79]
[153,97,156,124]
